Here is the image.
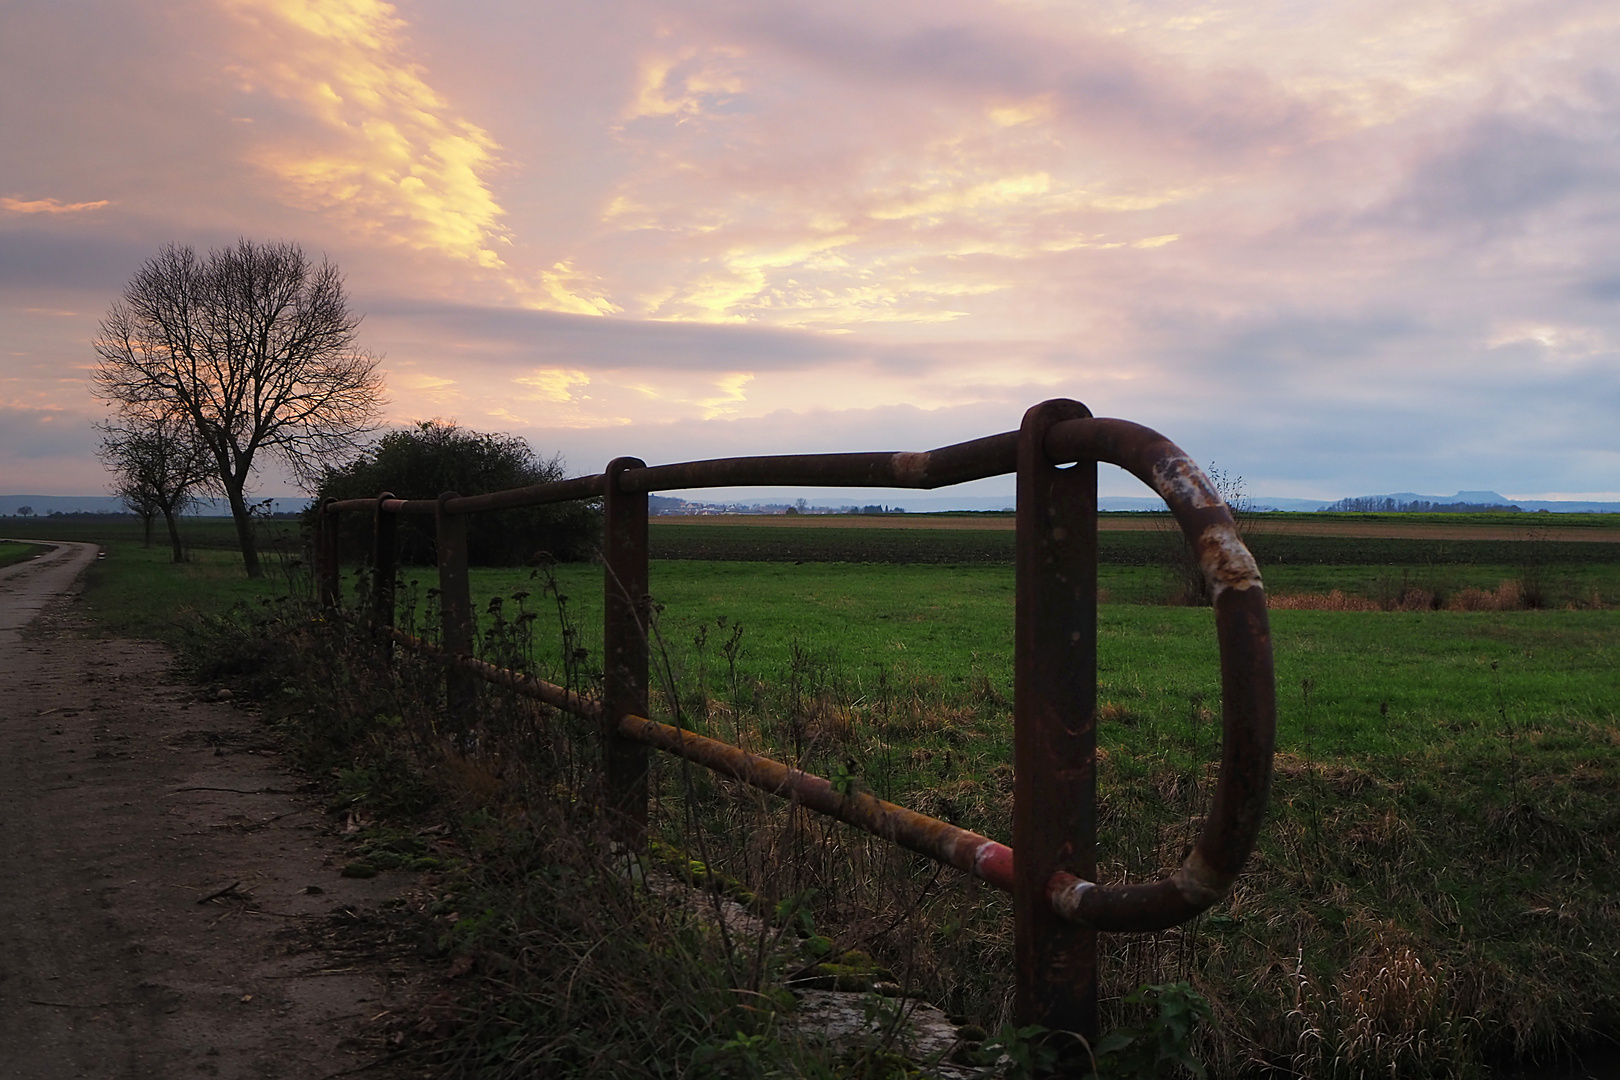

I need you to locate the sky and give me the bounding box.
[3,0,1618,505]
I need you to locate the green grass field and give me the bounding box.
[646,516,1620,610]
[650,518,1620,566]
[31,513,1620,1075]
[0,539,43,568]
[0,518,301,639]
[414,559,1618,763]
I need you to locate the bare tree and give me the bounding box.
[97,405,214,562]
[93,240,385,577]
[115,475,159,546]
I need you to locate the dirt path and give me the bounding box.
[0,544,433,1079]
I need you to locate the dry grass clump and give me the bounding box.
[1270,590,1383,611]
[1571,586,1608,610]
[1270,578,1570,612]
[1283,932,1457,1080]
[1444,580,1522,611]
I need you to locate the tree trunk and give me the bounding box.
[159,507,185,563]
[224,483,263,578]
[140,510,155,547]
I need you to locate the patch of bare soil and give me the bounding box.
[0,574,442,1078]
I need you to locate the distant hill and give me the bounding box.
[7,488,1617,518]
[1322,491,1620,514]
[1,495,312,517]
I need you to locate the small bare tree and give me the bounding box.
[119,482,159,544]
[97,405,214,562]
[93,240,385,577]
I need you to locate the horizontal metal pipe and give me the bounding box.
[446,474,608,514]
[618,713,1014,892]
[319,431,1021,518]
[326,496,433,515]
[324,475,606,516]
[389,630,601,719]
[618,431,1020,494]
[387,629,1013,891]
[325,497,386,513]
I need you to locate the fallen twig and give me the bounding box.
[196,880,243,905]
[243,806,314,830]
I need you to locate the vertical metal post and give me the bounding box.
[1014,398,1099,1037]
[436,492,476,721]
[316,498,340,607]
[372,492,397,635]
[602,457,650,846]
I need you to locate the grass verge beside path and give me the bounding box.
[0,517,304,640]
[0,540,42,568]
[79,541,295,641]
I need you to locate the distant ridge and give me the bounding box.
[5,489,1617,517]
[1322,491,1620,514]
[0,495,312,517]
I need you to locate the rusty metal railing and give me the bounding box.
[313,399,1275,1037]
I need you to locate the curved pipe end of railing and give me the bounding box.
[1043,413,1276,933]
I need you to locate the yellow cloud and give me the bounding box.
[988,95,1053,127]
[516,368,592,403]
[727,235,858,272]
[1132,234,1180,248]
[698,372,754,419]
[2,197,110,214]
[535,262,622,317]
[399,373,457,391]
[653,257,993,327]
[870,174,1054,221]
[621,47,747,123]
[225,0,509,270]
[656,268,765,323]
[1086,191,1191,212]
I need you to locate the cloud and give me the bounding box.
[1,197,111,215]
[0,228,164,292]
[221,0,512,271]
[542,1,1343,330]
[364,299,860,374]
[515,367,591,403]
[6,0,1620,502]
[0,401,98,461]
[1373,115,1620,238]
[712,4,1319,160]
[620,45,748,123]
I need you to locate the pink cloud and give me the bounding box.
[1,197,111,215]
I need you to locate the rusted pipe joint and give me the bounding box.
[1038,414,1276,933]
